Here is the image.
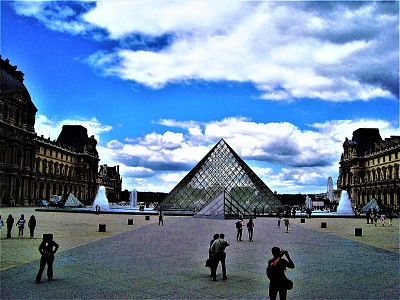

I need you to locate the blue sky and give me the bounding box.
[2,0,399,194]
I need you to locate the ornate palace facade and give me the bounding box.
[98,164,122,202]
[0,56,99,206]
[337,128,400,208]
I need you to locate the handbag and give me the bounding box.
[285,278,293,290]
[205,258,211,268]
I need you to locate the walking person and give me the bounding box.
[235,216,244,241]
[28,215,37,239]
[277,215,281,227]
[247,218,254,241]
[6,214,14,238]
[284,218,290,233]
[36,234,59,284]
[266,247,295,300]
[210,233,229,281]
[16,214,26,238]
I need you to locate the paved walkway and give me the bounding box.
[0,208,399,299]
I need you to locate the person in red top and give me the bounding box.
[267,247,295,300]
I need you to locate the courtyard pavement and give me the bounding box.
[0,207,399,299]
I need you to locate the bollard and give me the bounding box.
[145,216,150,221]
[301,218,305,223]
[99,224,106,232]
[355,228,362,236]
[321,222,327,228]
[128,219,134,225]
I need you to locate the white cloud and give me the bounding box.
[35,113,399,193]
[35,115,112,142]
[15,1,398,101]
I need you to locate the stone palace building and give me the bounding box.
[337,128,400,209]
[0,56,101,206]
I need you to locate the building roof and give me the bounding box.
[0,56,37,111]
[351,128,382,156]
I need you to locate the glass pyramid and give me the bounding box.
[158,139,284,218]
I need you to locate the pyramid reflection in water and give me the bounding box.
[158,139,284,219]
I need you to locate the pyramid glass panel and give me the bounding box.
[158,139,284,218]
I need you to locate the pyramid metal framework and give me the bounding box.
[158,139,284,218]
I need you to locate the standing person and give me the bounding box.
[380,213,385,226]
[16,214,26,238]
[373,213,378,227]
[158,210,164,226]
[388,211,393,226]
[210,233,229,281]
[208,234,219,276]
[266,247,295,300]
[36,234,59,284]
[0,215,4,237]
[277,214,281,227]
[28,215,37,239]
[366,209,370,224]
[247,218,254,241]
[369,209,374,224]
[235,217,244,241]
[6,214,14,238]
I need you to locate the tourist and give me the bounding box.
[235,216,244,241]
[158,210,164,226]
[28,215,37,239]
[369,210,374,224]
[366,209,370,224]
[266,247,295,300]
[277,214,281,227]
[36,234,59,284]
[16,214,26,238]
[247,218,254,241]
[388,211,393,226]
[0,215,4,236]
[6,214,14,238]
[284,218,290,233]
[380,213,385,226]
[210,233,229,281]
[208,233,219,276]
[373,213,378,227]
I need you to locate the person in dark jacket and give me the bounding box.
[267,247,295,300]
[210,233,229,281]
[6,214,14,238]
[35,234,59,283]
[28,215,37,239]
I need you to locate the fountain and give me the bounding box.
[92,185,110,211]
[337,190,354,216]
[129,189,137,207]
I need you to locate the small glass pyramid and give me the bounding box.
[158,139,284,218]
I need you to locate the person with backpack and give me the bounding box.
[210,233,229,281]
[266,247,295,300]
[16,214,26,238]
[235,216,244,241]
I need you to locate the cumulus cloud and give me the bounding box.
[94,115,397,193]
[13,1,398,101]
[35,115,112,142]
